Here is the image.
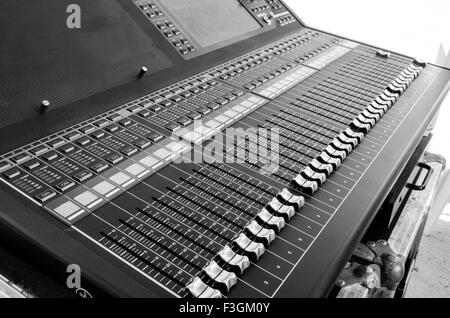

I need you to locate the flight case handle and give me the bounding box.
[407,163,433,191]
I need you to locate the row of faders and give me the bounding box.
[292,60,425,195]
[185,59,425,298]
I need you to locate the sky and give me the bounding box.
[284,0,450,65]
[285,0,450,160]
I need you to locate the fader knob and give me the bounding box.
[267,197,296,220]
[217,246,250,275]
[330,139,353,155]
[324,145,347,161]
[277,188,305,212]
[308,159,334,177]
[376,50,391,58]
[186,277,222,298]
[202,261,237,292]
[300,167,327,187]
[350,118,371,134]
[413,59,427,68]
[246,221,276,247]
[337,133,359,148]
[257,208,286,232]
[318,152,342,170]
[233,233,266,261]
[292,174,319,195]
[344,128,365,143]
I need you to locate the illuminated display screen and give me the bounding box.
[161,0,261,48]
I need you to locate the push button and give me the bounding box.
[4,169,21,180]
[48,138,65,148]
[24,160,41,171]
[43,152,59,162]
[55,179,76,192]
[11,153,31,164]
[91,163,109,173]
[30,146,49,156]
[74,171,93,182]
[106,154,124,165]
[35,189,57,204]
[217,246,250,275]
[0,162,12,173]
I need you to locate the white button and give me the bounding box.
[248,96,262,104]
[139,156,160,169]
[153,148,172,160]
[74,191,99,207]
[125,163,146,177]
[54,201,81,218]
[166,142,188,154]
[232,105,245,113]
[109,172,132,186]
[92,181,116,196]
[183,132,202,143]
[240,101,253,108]
[215,115,229,124]
[205,120,220,129]
[223,110,238,118]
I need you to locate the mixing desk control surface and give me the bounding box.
[0,0,448,298]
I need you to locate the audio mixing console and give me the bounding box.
[0,0,448,298]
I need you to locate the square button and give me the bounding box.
[109,172,132,187]
[92,181,116,196]
[54,201,82,218]
[74,191,99,207]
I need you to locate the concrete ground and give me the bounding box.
[406,99,450,298]
[406,202,450,298]
[406,201,450,298]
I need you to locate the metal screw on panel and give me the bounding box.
[138,66,148,79]
[337,280,346,288]
[40,100,50,112]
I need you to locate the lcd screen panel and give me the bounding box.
[161,0,261,48]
